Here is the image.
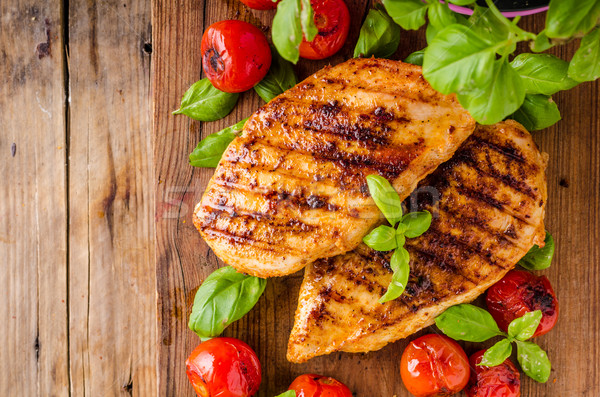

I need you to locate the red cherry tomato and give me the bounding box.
[400,334,470,397]
[486,270,558,338]
[288,374,352,397]
[465,350,520,397]
[185,337,261,397]
[201,20,271,93]
[298,0,350,60]
[239,0,280,9]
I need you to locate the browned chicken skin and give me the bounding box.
[193,58,475,277]
[287,121,548,363]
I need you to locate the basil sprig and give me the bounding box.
[518,231,555,270]
[512,94,561,131]
[173,78,239,121]
[404,50,424,66]
[189,118,248,168]
[354,5,401,58]
[272,0,317,64]
[363,175,432,303]
[568,26,600,82]
[254,50,297,103]
[188,266,267,340]
[274,391,296,397]
[436,304,551,382]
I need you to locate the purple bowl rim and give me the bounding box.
[447,4,549,17]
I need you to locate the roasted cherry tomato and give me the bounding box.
[239,0,280,9]
[201,20,271,93]
[400,334,470,397]
[186,337,261,397]
[486,270,558,338]
[465,350,520,397]
[288,374,352,397]
[298,0,350,60]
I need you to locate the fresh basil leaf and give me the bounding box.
[404,50,424,66]
[519,231,555,270]
[354,6,401,58]
[275,391,296,397]
[254,51,297,103]
[379,247,410,303]
[401,211,432,238]
[423,24,497,95]
[189,118,248,168]
[273,0,316,64]
[516,340,551,383]
[173,78,239,121]
[508,310,543,341]
[428,1,457,31]
[363,225,398,251]
[425,23,441,44]
[479,338,513,367]
[395,230,406,251]
[447,0,475,5]
[568,27,600,82]
[511,94,561,131]
[531,30,554,53]
[468,5,512,46]
[366,175,403,227]
[511,53,578,95]
[545,0,600,39]
[457,58,525,125]
[435,304,504,342]
[188,266,267,339]
[382,0,429,31]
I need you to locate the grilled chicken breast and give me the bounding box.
[287,121,548,363]
[193,58,475,277]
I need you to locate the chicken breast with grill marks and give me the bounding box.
[193,58,476,277]
[287,121,548,363]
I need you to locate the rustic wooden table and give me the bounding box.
[2,0,599,396]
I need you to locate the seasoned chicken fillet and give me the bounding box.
[193,58,475,277]
[287,121,548,363]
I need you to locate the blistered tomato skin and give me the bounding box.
[298,0,350,60]
[239,0,280,9]
[185,337,261,397]
[288,374,353,397]
[201,20,271,93]
[400,334,470,397]
[486,270,558,337]
[466,350,520,397]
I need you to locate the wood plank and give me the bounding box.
[67,0,156,395]
[154,4,600,396]
[0,0,69,395]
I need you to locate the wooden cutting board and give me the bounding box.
[152,1,600,395]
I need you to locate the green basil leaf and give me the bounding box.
[516,340,551,383]
[395,230,406,251]
[254,50,297,103]
[188,266,267,339]
[189,118,248,168]
[273,0,316,64]
[518,231,555,270]
[568,26,600,82]
[404,50,424,66]
[479,338,513,367]
[531,30,555,53]
[545,0,600,39]
[401,211,432,238]
[435,304,504,342]
[382,0,429,31]
[511,94,561,131]
[428,1,457,30]
[363,225,398,251]
[425,23,441,44]
[366,174,403,227]
[173,78,239,121]
[275,391,297,397]
[468,5,512,45]
[447,0,475,5]
[457,58,525,124]
[508,310,543,341]
[379,247,410,303]
[423,24,497,95]
[511,53,578,95]
[354,6,401,58]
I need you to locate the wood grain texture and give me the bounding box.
[152,4,600,397]
[0,0,69,395]
[67,0,156,396]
